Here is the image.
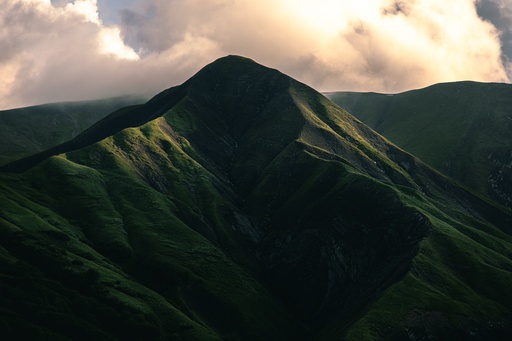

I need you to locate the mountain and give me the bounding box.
[326,82,512,208]
[0,96,145,166]
[1,56,512,340]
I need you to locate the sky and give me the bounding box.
[1,0,512,109]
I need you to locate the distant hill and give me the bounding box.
[0,96,145,166]
[326,82,512,207]
[1,57,511,340]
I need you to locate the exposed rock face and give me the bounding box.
[402,309,512,341]
[488,149,512,207]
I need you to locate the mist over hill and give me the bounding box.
[1,56,511,340]
[0,96,146,166]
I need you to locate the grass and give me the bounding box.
[327,82,512,205]
[3,102,302,339]
[296,89,512,338]
[1,56,512,340]
[337,204,512,341]
[0,96,145,166]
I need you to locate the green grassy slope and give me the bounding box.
[0,120,301,340]
[1,56,512,340]
[326,82,512,208]
[0,96,145,166]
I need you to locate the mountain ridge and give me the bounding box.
[326,81,512,208]
[0,96,146,167]
[1,56,512,340]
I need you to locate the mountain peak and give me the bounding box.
[2,56,512,340]
[213,54,258,64]
[188,54,284,89]
[203,54,266,70]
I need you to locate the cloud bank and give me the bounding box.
[1,0,511,109]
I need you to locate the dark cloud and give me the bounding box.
[381,0,413,16]
[50,0,70,6]
[476,0,512,75]
[119,9,152,53]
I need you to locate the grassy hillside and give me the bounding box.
[326,82,512,208]
[0,96,145,166]
[1,56,512,340]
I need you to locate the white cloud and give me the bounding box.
[64,0,100,24]
[0,0,510,109]
[0,0,140,108]
[117,0,508,92]
[99,26,140,60]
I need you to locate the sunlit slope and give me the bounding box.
[0,96,145,166]
[1,56,511,340]
[327,82,512,208]
[0,121,301,340]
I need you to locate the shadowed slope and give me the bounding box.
[327,82,512,208]
[1,56,512,340]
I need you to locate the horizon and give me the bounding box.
[1,0,512,110]
[4,57,512,112]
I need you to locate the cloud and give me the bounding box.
[0,0,510,109]
[117,0,509,91]
[322,0,509,91]
[476,0,512,74]
[0,0,144,108]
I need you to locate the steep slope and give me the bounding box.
[326,82,512,208]
[0,96,145,166]
[1,56,512,340]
